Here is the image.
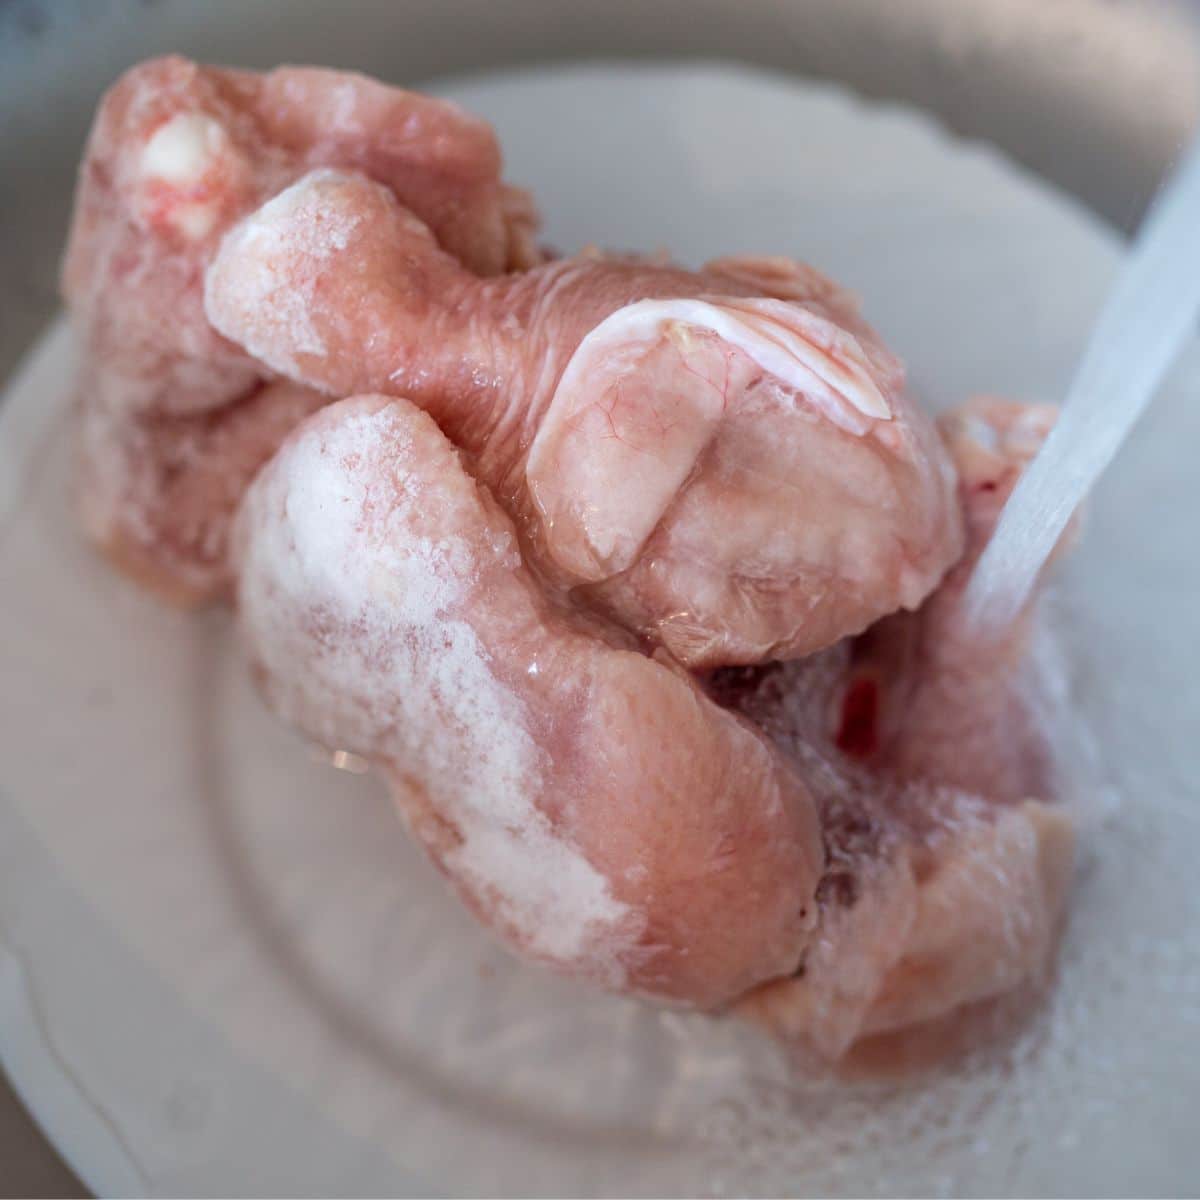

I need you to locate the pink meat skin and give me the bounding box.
[63,59,1075,1056]
[65,56,540,600]
[206,167,963,665]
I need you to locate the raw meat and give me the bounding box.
[63,58,1077,1059]
[233,395,824,1006]
[77,379,326,602]
[206,167,963,665]
[231,388,1071,1040]
[63,56,539,599]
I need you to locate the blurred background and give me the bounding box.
[1,1,1197,1194]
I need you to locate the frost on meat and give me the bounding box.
[63,58,1076,1059]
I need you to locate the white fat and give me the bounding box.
[141,112,225,185]
[238,403,635,975]
[718,296,891,423]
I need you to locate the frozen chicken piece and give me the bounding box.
[233,395,824,1006]
[231,390,1072,1037]
[734,398,1075,1056]
[64,56,539,599]
[77,378,326,603]
[64,58,1076,1055]
[64,55,539,418]
[207,167,962,666]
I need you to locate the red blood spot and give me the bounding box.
[836,675,880,758]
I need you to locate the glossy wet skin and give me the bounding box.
[65,57,1074,1057]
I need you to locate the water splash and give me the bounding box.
[963,132,1200,634]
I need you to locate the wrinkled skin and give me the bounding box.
[64,56,539,599]
[66,59,1076,1058]
[231,388,1072,1037]
[206,168,963,666]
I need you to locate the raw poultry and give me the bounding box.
[63,57,1074,1057]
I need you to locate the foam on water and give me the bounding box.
[964,132,1200,633]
